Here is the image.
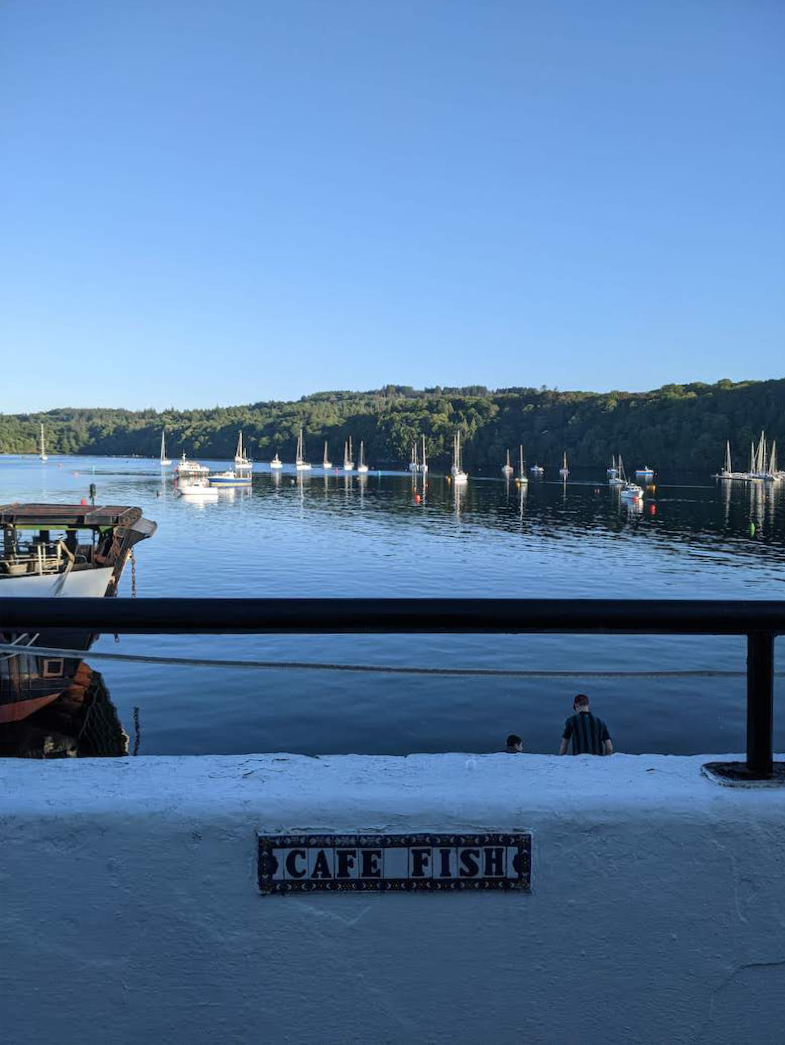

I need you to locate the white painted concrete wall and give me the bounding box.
[2,753,784,1045]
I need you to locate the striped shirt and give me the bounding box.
[562,712,611,756]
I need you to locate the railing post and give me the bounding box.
[746,632,774,778]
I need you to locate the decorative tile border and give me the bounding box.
[258,833,531,894]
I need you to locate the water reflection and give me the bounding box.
[0,662,127,759]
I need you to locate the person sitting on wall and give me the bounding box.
[559,695,613,756]
[505,734,523,753]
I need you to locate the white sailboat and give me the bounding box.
[160,429,171,467]
[323,441,332,470]
[607,454,618,478]
[39,424,48,462]
[409,443,419,473]
[234,431,251,470]
[420,435,428,475]
[501,449,514,478]
[559,451,569,479]
[270,452,283,470]
[618,455,643,500]
[343,437,354,472]
[719,441,732,478]
[357,440,369,473]
[516,445,528,485]
[452,432,468,485]
[295,428,311,471]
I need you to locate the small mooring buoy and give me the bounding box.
[749,522,756,536]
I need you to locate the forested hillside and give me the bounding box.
[1,378,782,472]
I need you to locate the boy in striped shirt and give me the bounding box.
[559,694,614,756]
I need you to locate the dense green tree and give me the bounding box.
[0,379,782,472]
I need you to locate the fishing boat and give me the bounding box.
[609,454,624,486]
[501,449,514,478]
[270,452,283,470]
[295,428,312,471]
[559,452,569,479]
[39,424,48,462]
[174,453,209,478]
[409,443,419,473]
[420,435,428,475]
[234,431,251,470]
[323,442,332,470]
[607,455,618,478]
[635,465,654,480]
[0,503,156,722]
[343,437,354,472]
[452,432,468,485]
[207,469,252,488]
[516,445,528,485]
[357,441,369,473]
[160,429,171,467]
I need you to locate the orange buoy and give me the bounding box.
[415,494,421,504]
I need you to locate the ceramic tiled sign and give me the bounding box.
[257,833,531,894]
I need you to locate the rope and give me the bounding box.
[0,642,781,679]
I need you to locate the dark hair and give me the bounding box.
[573,694,590,708]
[506,734,522,747]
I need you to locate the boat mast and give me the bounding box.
[519,445,524,473]
[359,441,365,468]
[422,436,427,471]
[724,440,731,473]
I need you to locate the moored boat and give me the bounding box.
[516,445,528,485]
[559,451,569,479]
[323,442,332,470]
[207,470,252,488]
[295,428,312,471]
[160,429,171,467]
[502,449,513,478]
[452,432,468,485]
[270,453,283,470]
[174,453,209,478]
[357,441,369,473]
[0,503,156,723]
[234,431,251,470]
[39,424,48,462]
[343,437,354,472]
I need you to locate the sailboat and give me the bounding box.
[717,441,732,478]
[409,443,419,473]
[343,437,354,472]
[357,440,369,473]
[607,454,618,478]
[38,423,48,461]
[516,445,528,485]
[234,431,251,470]
[452,432,468,485]
[295,428,311,471]
[270,451,283,470]
[608,454,624,486]
[420,435,428,475]
[559,451,569,479]
[160,429,171,467]
[323,441,332,470]
[618,455,643,500]
[501,449,514,478]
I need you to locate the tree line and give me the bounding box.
[1,378,782,472]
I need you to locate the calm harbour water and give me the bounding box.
[2,454,784,756]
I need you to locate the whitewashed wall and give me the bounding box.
[2,753,784,1045]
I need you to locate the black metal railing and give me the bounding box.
[3,598,783,779]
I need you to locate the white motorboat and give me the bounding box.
[343,437,354,472]
[177,479,218,498]
[635,465,654,481]
[559,451,569,479]
[501,449,513,478]
[160,429,171,467]
[174,453,209,478]
[616,456,643,499]
[270,453,283,470]
[295,428,311,471]
[39,423,48,462]
[323,442,332,470]
[357,440,369,473]
[234,431,251,470]
[452,432,468,485]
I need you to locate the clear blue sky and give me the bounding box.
[1,0,783,412]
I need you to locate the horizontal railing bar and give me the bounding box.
[1,598,785,635]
